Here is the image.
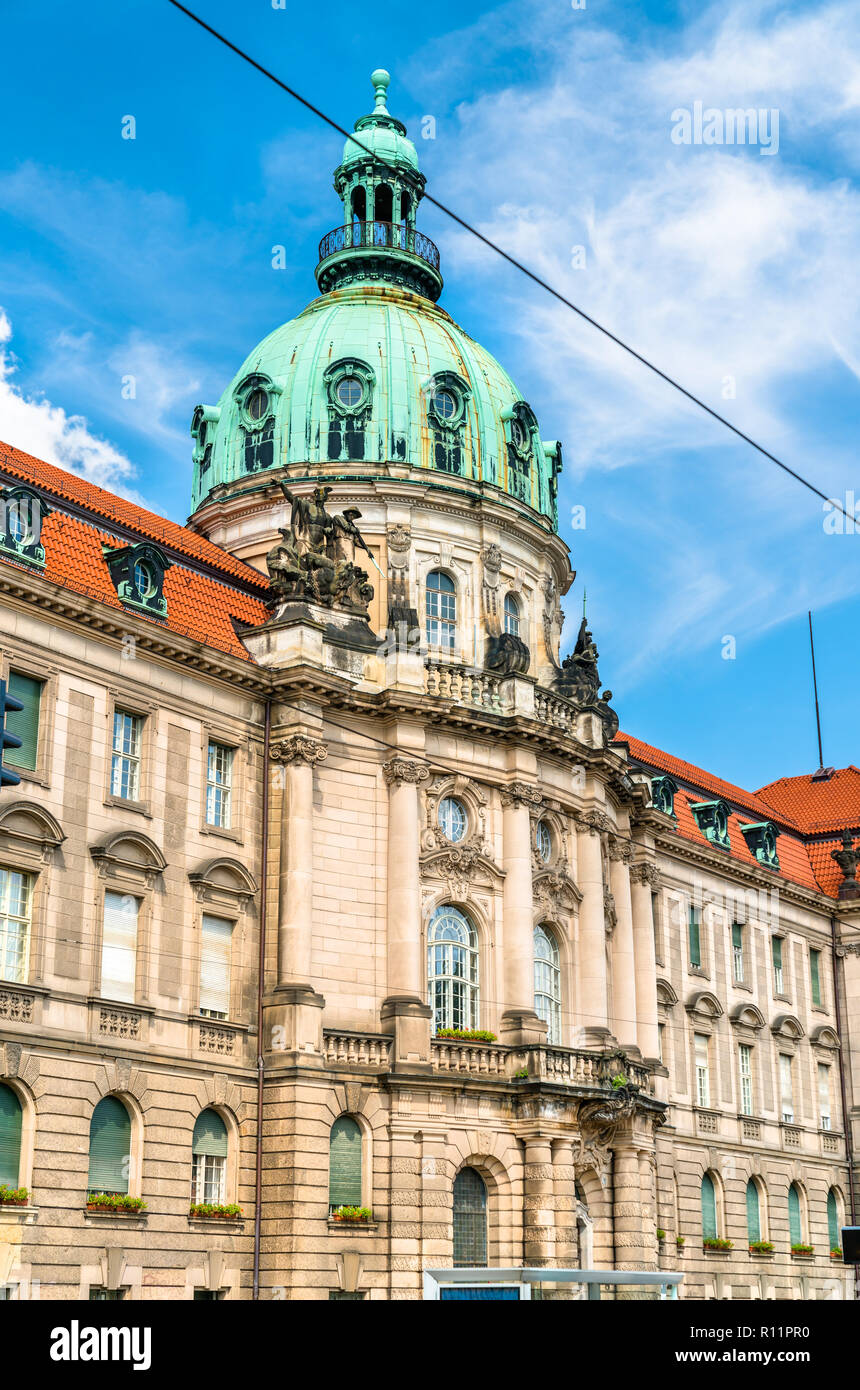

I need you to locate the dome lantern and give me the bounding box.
[315,69,443,303]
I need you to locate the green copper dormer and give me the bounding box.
[316,70,442,303]
[188,69,563,528]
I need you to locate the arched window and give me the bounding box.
[788,1182,803,1246]
[329,1116,362,1211]
[350,186,366,229]
[374,183,393,228]
[426,571,456,650]
[428,905,478,1033]
[701,1172,718,1240]
[746,1179,762,1244]
[534,925,561,1044]
[438,796,467,843]
[453,1167,487,1266]
[503,593,520,637]
[0,1083,22,1188]
[191,1109,228,1206]
[827,1189,840,1253]
[88,1096,131,1196]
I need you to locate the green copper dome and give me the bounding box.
[189,72,562,527]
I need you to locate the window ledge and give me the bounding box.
[748,1250,774,1259]
[702,1246,733,1256]
[103,794,151,818]
[6,766,50,789]
[327,1218,379,1234]
[790,1252,816,1261]
[732,980,753,993]
[189,1014,249,1033]
[187,1216,245,1233]
[84,1207,148,1223]
[200,824,244,845]
[0,1204,39,1225]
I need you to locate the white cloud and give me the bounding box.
[0,309,139,495]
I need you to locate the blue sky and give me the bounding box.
[0,0,858,790]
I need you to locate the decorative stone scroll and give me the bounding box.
[630,861,661,888]
[269,735,328,767]
[500,781,543,810]
[382,758,429,786]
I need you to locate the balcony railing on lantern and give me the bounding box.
[317,220,441,271]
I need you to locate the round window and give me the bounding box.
[246,388,268,422]
[336,376,364,409]
[438,796,467,843]
[8,505,29,544]
[433,389,457,421]
[133,560,152,599]
[511,418,528,450]
[535,820,552,862]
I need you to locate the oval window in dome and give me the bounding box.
[336,376,363,410]
[246,388,268,422]
[433,389,457,421]
[511,418,528,450]
[133,560,152,599]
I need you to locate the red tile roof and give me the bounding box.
[756,767,860,834]
[614,731,853,900]
[0,443,269,661]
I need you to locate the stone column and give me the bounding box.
[523,1136,556,1267]
[609,839,638,1054]
[552,1139,578,1270]
[266,732,327,1057]
[380,757,433,1068]
[630,861,661,1062]
[575,813,610,1045]
[612,1140,649,1273]
[500,782,546,1045]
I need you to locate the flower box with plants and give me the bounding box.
[675,1235,685,1250]
[189,1202,243,1220]
[791,1243,814,1257]
[86,1192,147,1214]
[434,1029,497,1043]
[748,1240,774,1256]
[512,1068,529,1081]
[831,1247,843,1260]
[703,1237,733,1251]
[0,1185,29,1207]
[656,1229,666,1243]
[330,1205,372,1223]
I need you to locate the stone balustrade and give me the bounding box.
[323,1030,392,1069]
[424,659,504,712]
[429,1037,652,1092]
[533,688,578,734]
[430,1039,509,1076]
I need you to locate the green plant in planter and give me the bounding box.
[86,1192,147,1213]
[610,1074,628,1090]
[656,1229,666,1241]
[0,1185,28,1206]
[703,1237,733,1251]
[676,1236,685,1247]
[831,1247,843,1259]
[435,1029,497,1042]
[189,1202,243,1219]
[331,1205,372,1222]
[749,1240,774,1254]
[512,1068,529,1080]
[791,1243,814,1255]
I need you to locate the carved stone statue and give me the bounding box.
[832,831,860,901]
[557,617,601,705]
[265,481,374,614]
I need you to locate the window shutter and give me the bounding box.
[810,950,821,1007]
[827,1191,839,1250]
[88,1097,131,1194]
[200,916,232,1015]
[0,1084,22,1187]
[746,1181,760,1243]
[5,673,42,771]
[192,1109,228,1158]
[731,924,742,951]
[101,892,139,1003]
[329,1117,362,1208]
[689,911,701,966]
[788,1185,802,1245]
[701,1174,717,1240]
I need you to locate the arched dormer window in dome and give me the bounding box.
[323,358,375,462]
[739,820,780,870]
[503,402,538,506]
[191,404,220,483]
[690,799,732,852]
[0,485,50,569]
[232,374,282,475]
[103,541,171,619]
[426,371,471,476]
[651,775,678,818]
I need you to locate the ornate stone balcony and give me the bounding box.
[424,658,504,712]
[323,1030,393,1069]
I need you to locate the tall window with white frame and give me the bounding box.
[101,891,139,1003]
[809,948,822,1008]
[199,915,232,1019]
[191,1110,228,1206]
[779,1053,794,1124]
[503,592,520,637]
[0,868,33,984]
[206,741,234,829]
[818,1063,832,1130]
[533,924,561,1044]
[771,936,784,995]
[694,1033,710,1108]
[738,1043,754,1115]
[111,709,142,800]
[731,923,744,983]
[426,571,456,650]
[427,904,478,1033]
[688,906,702,969]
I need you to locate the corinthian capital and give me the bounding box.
[383,757,430,786]
[608,837,633,863]
[500,781,543,809]
[630,860,661,888]
[270,734,328,766]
